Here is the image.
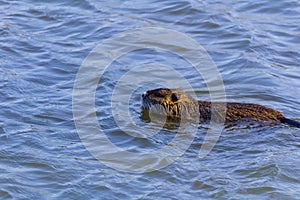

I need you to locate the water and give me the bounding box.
[1,0,300,199]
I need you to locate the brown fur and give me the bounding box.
[141,88,285,124]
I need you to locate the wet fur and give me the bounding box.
[142,88,300,127]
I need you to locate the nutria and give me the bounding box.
[141,88,300,127]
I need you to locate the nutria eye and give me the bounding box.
[171,93,178,102]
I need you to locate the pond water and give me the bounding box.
[1,0,300,199]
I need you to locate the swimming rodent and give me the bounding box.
[141,88,300,128]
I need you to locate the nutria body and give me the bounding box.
[141,88,300,127]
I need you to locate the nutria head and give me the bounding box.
[141,88,199,118]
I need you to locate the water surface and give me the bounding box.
[1,0,300,199]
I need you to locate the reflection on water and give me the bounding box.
[1,0,300,198]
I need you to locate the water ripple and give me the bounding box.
[1,0,300,199]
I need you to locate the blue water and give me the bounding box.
[1,0,300,199]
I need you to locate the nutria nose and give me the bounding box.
[142,91,147,98]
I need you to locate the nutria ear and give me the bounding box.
[171,93,179,102]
